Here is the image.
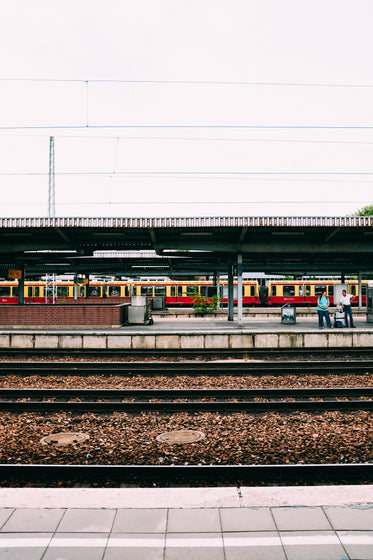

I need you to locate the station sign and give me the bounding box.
[8,269,22,280]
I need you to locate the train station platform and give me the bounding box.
[0,314,372,351]
[0,486,372,559]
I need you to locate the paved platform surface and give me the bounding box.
[1,315,371,333]
[0,487,372,559]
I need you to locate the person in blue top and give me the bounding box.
[317,290,332,328]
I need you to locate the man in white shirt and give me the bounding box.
[340,289,356,328]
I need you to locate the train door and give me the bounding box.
[243,284,255,305]
[298,284,306,305]
[175,285,183,306]
[304,284,312,305]
[25,284,43,304]
[362,282,367,305]
[168,284,181,306]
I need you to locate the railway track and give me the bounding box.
[0,463,372,487]
[1,387,373,412]
[0,357,371,487]
[1,359,373,376]
[1,347,373,361]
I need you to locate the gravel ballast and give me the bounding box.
[0,410,372,466]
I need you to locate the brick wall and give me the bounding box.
[56,298,126,305]
[0,304,127,328]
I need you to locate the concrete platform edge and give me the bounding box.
[0,485,372,509]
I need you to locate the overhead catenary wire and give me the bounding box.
[1,133,373,146]
[1,125,373,131]
[1,171,373,176]
[1,77,373,87]
[2,200,372,206]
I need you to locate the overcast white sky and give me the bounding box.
[1,0,373,218]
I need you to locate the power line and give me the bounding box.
[1,78,373,88]
[1,171,373,176]
[1,133,373,146]
[1,125,373,131]
[1,200,371,206]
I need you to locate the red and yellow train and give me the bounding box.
[0,279,367,306]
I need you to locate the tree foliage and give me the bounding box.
[353,205,373,216]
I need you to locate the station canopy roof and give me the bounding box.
[0,216,373,277]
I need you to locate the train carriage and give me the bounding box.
[0,278,367,306]
[267,280,367,306]
[130,280,260,307]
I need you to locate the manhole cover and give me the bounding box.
[40,432,89,447]
[156,430,205,445]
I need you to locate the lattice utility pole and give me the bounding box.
[47,136,56,303]
[48,136,55,218]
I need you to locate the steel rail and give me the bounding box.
[1,360,373,376]
[1,387,372,412]
[0,463,371,486]
[0,347,373,360]
[1,387,373,397]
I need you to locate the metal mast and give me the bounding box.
[47,136,56,303]
[48,136,55,218]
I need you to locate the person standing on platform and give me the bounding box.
[340,289,356,328]
[317,290,332,328]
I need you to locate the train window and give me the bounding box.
[12,286,19,297]
[283,285,295,297]
[299,286,303,296]
[315,285,326,296]
[350,285,356,295]
[362,286,367,296]
[170,286,176,297]
[250,285,255,297]
[57,286,70,298]
[207,286,217,297]
[79,286,85,297]
[154,286,166,296]
[177,286,183,297]
[89,286,101,297]
[271,285,277,296]
[327,285,333,296]
[132,285,137,296]
[108,285,121,297]
[186,285,197,296]
[306,286,311,296]
[200,286,207,296]
[27,287,33,297]
[0,287,10,296]
[124,286,129,297]
[141,286,153,296]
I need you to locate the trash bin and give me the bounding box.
[152,296,165,310]
[281,304,296,324]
